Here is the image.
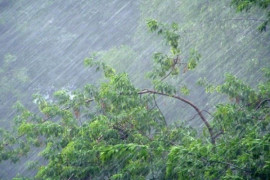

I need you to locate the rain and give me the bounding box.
[0,0,269,178]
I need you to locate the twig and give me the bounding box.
[202,110,213,117]
[188,110,213,122]
[160,70,172,81]
[153,94,167,127]
[256,98,270,110]
[68,173,74,180]
[160,55,182,82]
[85,98,94,103]
[213,130,224,140]
[187,113,199,122]
[224,18,266,22]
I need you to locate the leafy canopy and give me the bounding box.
[0,20,270,180]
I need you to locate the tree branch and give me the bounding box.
[224,18,266,22]
[85,98,94,104]
[256,98,270,110]
[138,89,215,144]
[4,89,215,149]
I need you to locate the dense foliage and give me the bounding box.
[0,18,270,180]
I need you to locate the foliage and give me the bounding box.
[135,0,270,127]
[1,15,270,180]
[166,71,270,179]
[231,0,270,31]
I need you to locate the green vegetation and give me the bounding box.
[0,0,270,179]
[231,0,270,31]
[1,18,270,179]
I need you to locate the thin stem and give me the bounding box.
[202,110,213,117]
[153,94,167,127]
[68,173,74,180]
[224,18,266,22]
[187,113,199,122]
[213,130,224,140]
[160,70,172,81]
[256,98,270,110]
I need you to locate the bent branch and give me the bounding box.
[138,89,215,144]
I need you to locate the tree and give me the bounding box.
[1,20,270,180]
[231,0,270,31]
